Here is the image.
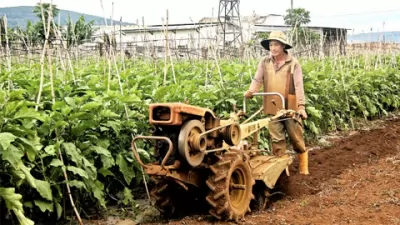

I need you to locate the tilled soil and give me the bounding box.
[144,116,400,225]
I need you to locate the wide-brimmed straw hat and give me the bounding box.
[260,30,292,51]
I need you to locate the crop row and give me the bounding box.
[0,54,398,224]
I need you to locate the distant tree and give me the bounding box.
[256,32,270,40]
[283,8,321,56]
[65,15,95,47]
[16,20,41,49]
[284,8,311,27]
[32,3,60,44]
[0,17,17,49]
[33,3,60,22]
[0,17,6,48]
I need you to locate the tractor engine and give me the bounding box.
[148,103,240,167]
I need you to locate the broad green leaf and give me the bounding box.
[49,159,63,167]
[34,200,54,212]
[122,187,134,205]
[44,145,57,155]
[103,120,121,134]
[0,188,23,211]
[9,89,27,100]
[71,120,99,136]
[4,101,25,116]
[137,148,151,162]
[68,180,87,189]
[82,157,97,178]
[23,201,33,208]
[119,94,141,103]
[55,120,69,128]
[62,142,83,166]
[0,132,17,151]
[55,202,63,219]
[67,166,89,179]
[97,139,110,149]
[226,98,237,105]
[116,153,135,184]
[100,155,115,169]
[0,188,34,225]
[52,101,67,111]
[34,179,53,201]
[17,137,41,162]
[90,146,111,157]
[13,210,35,225]
[0,90,5,104]
[19,163,36,188]
[13,107,45,122]
[81,101,102,111]
[306,106,322,119]
[85,179,106,208]
[98,168,114,177]
[100,109,120,118]
[64,97,76,107]
[69,112,95,120]
[11,169,25,186]
[100,126,109,132]
[2,144,24,166]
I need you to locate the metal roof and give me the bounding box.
[254,24,351,30]
[121,21,240,33]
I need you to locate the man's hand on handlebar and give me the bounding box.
[297,105,308,120]
[244,90,253,99]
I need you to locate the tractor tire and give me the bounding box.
[151,178,199,218]
[151,179,176,216]
[205,153,255,222]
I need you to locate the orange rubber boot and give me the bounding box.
[298,150,309,175]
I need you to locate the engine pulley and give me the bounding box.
[178,120,207,167]
[223,123,241,146]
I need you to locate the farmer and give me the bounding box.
[244,30,309,175]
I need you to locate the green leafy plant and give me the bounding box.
[0,53,398,224]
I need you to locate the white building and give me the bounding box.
[88,14,348,57]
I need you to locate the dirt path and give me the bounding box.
[143,116,400,225]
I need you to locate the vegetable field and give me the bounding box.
[0,53,399,225]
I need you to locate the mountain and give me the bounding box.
[0,6,135,28]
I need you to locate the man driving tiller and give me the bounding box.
[244,30,309,175]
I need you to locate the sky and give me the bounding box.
[1,0,400,33]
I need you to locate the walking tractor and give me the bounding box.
[131,92,297,222]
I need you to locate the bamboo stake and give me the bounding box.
[99,0,113,91]
[51,20,76,83]
[98,0,151,203]
[107,51,112,91]
[108,36,151,204]
[35,2,52,111]
[160,10,176,84]
[36,4,83,223]
[162,11,169,85]
[56,137,83,225]
[48,49,55,105]
[0,20,2,75]
[3,16,12,91]
[120,16,126,74]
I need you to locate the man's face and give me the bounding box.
[269,40,285,57]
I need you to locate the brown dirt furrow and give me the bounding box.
[284,117,399,199]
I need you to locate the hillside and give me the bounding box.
[0,6,135,28]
